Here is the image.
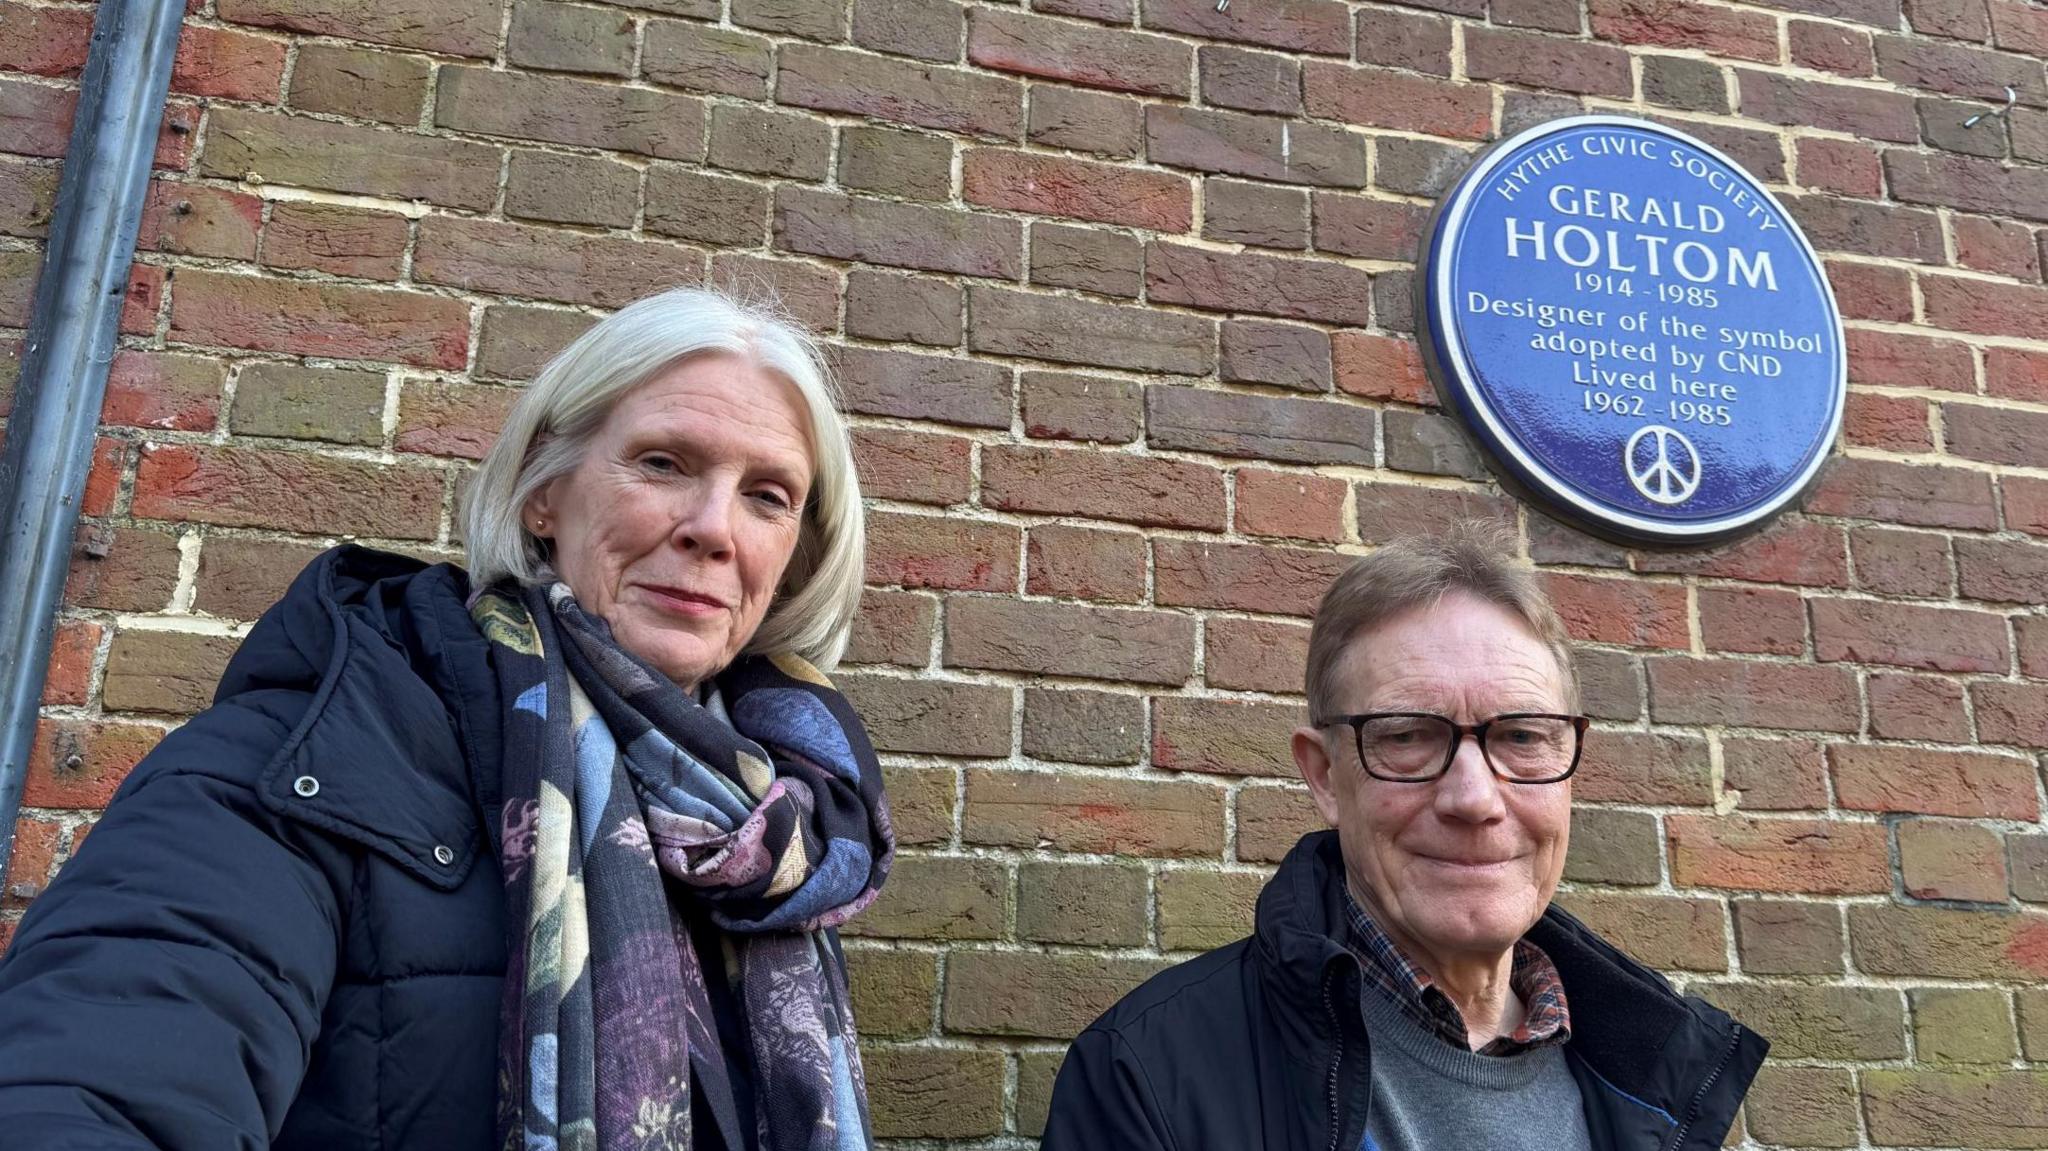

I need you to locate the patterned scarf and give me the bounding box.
[472,579,893,1151]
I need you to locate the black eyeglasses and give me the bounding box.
[1314,712,1589,784]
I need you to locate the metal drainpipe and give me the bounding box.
[0,0,184,888]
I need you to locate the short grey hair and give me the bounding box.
[463,286,865,668]
[1304,521,1577,723]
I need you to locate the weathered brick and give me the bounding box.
[1900,819,2010,903]
[2,816,58,908]
[1236,784,1324,863]
[40,619,99,708]
[1145,242,1370,325]
[1017,1049,1063,1138]
[102,629,241,716]
[963,768,1225,856]
[1827,258,1914,321]
[1866,1069,2048,1148]
[1152,538,1349,618]
[1205,180,1309,250]
[777,43,1021,139]
[1563,808,1661,885]
[1734,899,1844,974]
[1836,744,2039,823]
[287,43,428,125]
[1552,892,1728,971]
[2019,836,2048,903]
[1017,370,1141,443]
[1790,193,1946,263]
[943,950,1167,1036]
[1354,7,1453,73]
[969,9,1191,97]
[1234,468,1345,544]
[1926,272,2048,339]
[1798,136,1884,196]
[1493,0,1583,30]
[1206,617,1309,695]
[1152,697,1303,778]
[1957,536,2048,604]
[200,108,497,209]
[1698,586,1804,655]
[1695,982,1904,1059]
[971,286,1210,375]
[732,0,844,39]
[1383,410,1488,480]
[231,362,384,446]
[945,597,1195,684]
[1955,214,2043,280]
[1992,0,2048,51]
[1199,46,1302,115]
[94,350,222,434]
[1648,658,1860,733]
[1353,482,1510,545]
[1723,737,1828,810]
[863,1045,1004,1138]
[1868,673,1971,742]
[838,673,1011,757]
[1145,105,1367,188]
[831,345,1011,429]
[964,148,1191,231]
[844,271,960,348]
[1668,814,1889,894]
[1465,27,1633,96]
[261,202,408,280]
[1022,687,1145,765]
[1744,1066,1860,1148]
[477,305,593,381]
[1976,681,2048,747]
[64,527,180,614]
[1018,860,1147,945]
[1641,55,1731,112]
[191,537,327,620]
[1142,0,1347,52]
[1575,731,1712,805]
[507,0,634,75]
[1313,193,1427,264]
[779,188,1019,279]
[218,0,501,56]
[1852,903,2048,980]
[1845,390,1934,451]
[436,66,702,160]
[1145,386,1372,467]
[0,1,90,77]
[504,151,638,229]
[644,166,766,248]
[137,181,261,263]
[1589,0,1778,60]
[708,105,830,180]
[844,947,936,1039]
[843,854,1007,940]
[882,764,954,846]
[1807,457,1998,530]
[1027,524,1146,603]
[852,0,963,61]
[25,718,160,810]
[868,511,1018,593]
[415,217,699,309]
[1029,222,1142,298]
[1028,84,1141,157]
[845,589,937,667]
[134,444,442,539]
[1330,332,1432,408]
[1739,69,1919,140]
[1158,869,1266,950]
[1848,328,1976,394]
[1301,62,1489,139]
[169,271,469,369]
[1948,402,2048,469]
[1544,573,1689,650]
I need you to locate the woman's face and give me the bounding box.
[525,354,814,691]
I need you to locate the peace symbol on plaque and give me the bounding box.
[1624,425,1702,505]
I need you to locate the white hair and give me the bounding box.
[463,286,864,668]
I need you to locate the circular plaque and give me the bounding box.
[1419,115,1846,545]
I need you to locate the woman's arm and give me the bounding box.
[0,711,345,1150]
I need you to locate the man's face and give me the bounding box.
[1293,592,1573,968]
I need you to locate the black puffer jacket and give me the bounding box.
[0,548,517,1150]
[1043,831,1768,1151]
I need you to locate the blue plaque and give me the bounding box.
[1420,116,1845,544]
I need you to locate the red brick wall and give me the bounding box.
[2,0,2046,1144]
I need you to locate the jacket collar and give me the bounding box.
[220,546,499,891]
[1251,831,1767,1151]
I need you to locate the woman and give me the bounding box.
[0,287,890,1151]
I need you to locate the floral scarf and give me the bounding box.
[472,580,893,1151]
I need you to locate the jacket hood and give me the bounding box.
[218,546,501,891]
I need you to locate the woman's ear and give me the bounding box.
[522,480,558,535]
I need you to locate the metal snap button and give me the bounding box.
[433,844,455,866]
[292,775,320,798]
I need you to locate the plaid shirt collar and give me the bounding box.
[1342,889,1572,1056]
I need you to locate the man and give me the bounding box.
[1043,525,1766,1151]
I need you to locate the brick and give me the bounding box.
[644,167,766,248]
[200,108,497,209]
[1215,323,1327,392]
[394,381,515,461]
[1236,785,1323,863]
[436,66,702,160]
[1948,403,2048,468]
[1373,136,1473,197]
[1383,410,1487,480]
[2023,617,2048,678]
[261,202,408,280]
[1018,860,1147,945]
[1890,151,2048,225]
[40,619,98,707]
[1022,688,1145,765]
[1029,222,1142,298]
[415,218,698,309]
[1527,515,1628,568]
[25,718,159,810]
[1313,195,1425,266]
[1036,0,1131,23]
[1205,181,1308,250]
[1301,62,1489,139]
[1640,55,1730,112]
[1916,989,2020,1067]
[733,0,844,39]
[1648,658,1861,732]
[504,151,637,228]
[1992,0,2048,51]
[1694,983,1904,1059]
[708,105,830,181]
[1158,869,1266,950]
[1789,20,1872,76]
[477,305,593,381]
[864,1046,1003,1138]
[1900,820,2010,903]
[219,0,500,56]
[971,286,1210,375]
[102,629,240,716]
[1146,241,1370,325]
[1789,193,1946,263]
[1977,681,2048,747]
[1955,215,2042,280]
[1493,0,1583,29]
[1868,673,1970,742]
[1027,524,1145,603]
[1867,1069,2048,1149]
[1744,1066,1859,1148]
[946,598,1195,684]
[943,950,1167,1036]
[98,350,223,434]
[779,188,1018,279]
[2,816,57,908]
[1909,0,1991,36]
[831,346,1011,430]
[287,43,428,125]
[1205,617,1309,694]
[1152,697,1303,778]
[2009,477,2048,537]
[969,10,1191,97]
[1827,259,1913,321]
[837,673,1011,758]
[1845,391,1933,451]
[1878,33,2048,105]
[1563,808,1660,886]
[1807,457,1997,530]
[1797,136,1884,196]
[134,445,441,540]
[78,440,126,519]
[778,44,1021,139]
[1142,0,1348,52]
[1737,69,1918,141]
[169,271,469,369]
[0,1,90,76]
[1234,468,1345,544]
[882,765,954,846]
[1331,331,1432,406]
[1668,814,1889,894]
[1353,482,1510,545]
[1028,85,1141,158]
[1017,1050,1062,1138]
[844,854,1007,940]
[1018,371,1140,443]
[1723,737,1828,810]
[963,768,1224,856]
[1847,328,1976,393]
[507,0,634,75]
[138,181,261,263]
[1465,27,1632,96]
[1145,387,1372,467]
[0,155,56,239]
[964,148,1190,231]
[1734,899,1844,974]
[1853,903,2048,979]
[845,590,936,667]
[641,22,772,98]
[867,511,1018,594]
[2017,836,2048,902]
[1959,536,2048,603]
[1153,538,1349,618]
[1145,105,1366,188]
[1699,586,1804,655]
[1832,745,2039,820]
[1991,347,2048,405]
[191,537,326,620]
[1810,597,2007,673]
[1199,46,1302,115]
[844,948,935,1039]
[1354,7,1452,73]
[845,271,960,348]
[1926,272,2048,339]
[1575,731,1712,805]
[1543,573,1689,650]
[1590,0,1777,60]
[0,74,74,159]
[231,362,384,446]
[1552,892,1727,971]
[64,527,180,614]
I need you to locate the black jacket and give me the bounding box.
[1043,831,1768,1151]
[1,548,523,1149]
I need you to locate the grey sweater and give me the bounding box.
[1360,978,1595,1151]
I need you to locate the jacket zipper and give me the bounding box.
[1322,973,1344,1151]
[1662,1027,1741,1151]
